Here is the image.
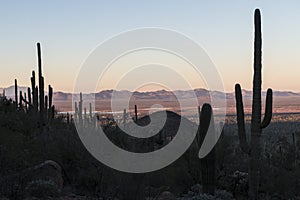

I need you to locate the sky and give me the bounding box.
[0,1,299,92]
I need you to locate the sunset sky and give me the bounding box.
[0,1,299,92]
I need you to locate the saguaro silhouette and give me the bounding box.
[235,9,273,199]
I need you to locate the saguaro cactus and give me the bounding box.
[48,85,53,120]
[89,102,93,125]
[78,92,83,126]
[27,88,32,104]
[13,42,55,123]
[34,86,38,112]
[74,102,78,122]
[84,107,87,125]
[14,79,18,108]
[198,103,216,195]
[134,105,138,122]
[235,9,273,199]
[123,108,127,125]
[37,43,45,124]
[45,95,48,117]
[19,91,23,108]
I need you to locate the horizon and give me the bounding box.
[1,84,300,94]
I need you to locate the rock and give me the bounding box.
[0,160,63,198]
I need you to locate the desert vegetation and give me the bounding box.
[1,8,300,200]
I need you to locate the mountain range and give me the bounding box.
[1,86,300,101]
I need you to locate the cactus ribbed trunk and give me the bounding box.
[249,9,262,199]
[235,9,273,200]
[198,103,216,195]
[37,43,45,125]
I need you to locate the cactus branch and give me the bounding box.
[261,88,273,128]
[235,84,251,154]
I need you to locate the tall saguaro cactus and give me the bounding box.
[14,43,55,124]
[37,43,45,125]
[14,79,18,108]
[198,103,216,195]
[235,9,273,199]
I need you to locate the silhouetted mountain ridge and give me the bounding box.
[1,86,300,101]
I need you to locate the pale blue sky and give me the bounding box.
[0,1,299,92]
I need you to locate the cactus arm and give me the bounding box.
[31,71,36,88]
[235,84,251,154]
[31,71,38,112]
[27,88,32,104]
[20,95,34,108]
[48,85,53,110]
[261,88,272,128]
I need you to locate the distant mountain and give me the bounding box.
[271,91,300,97]
[0,85,28,98]
[1,85,300,101]
[53,92,72,101]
